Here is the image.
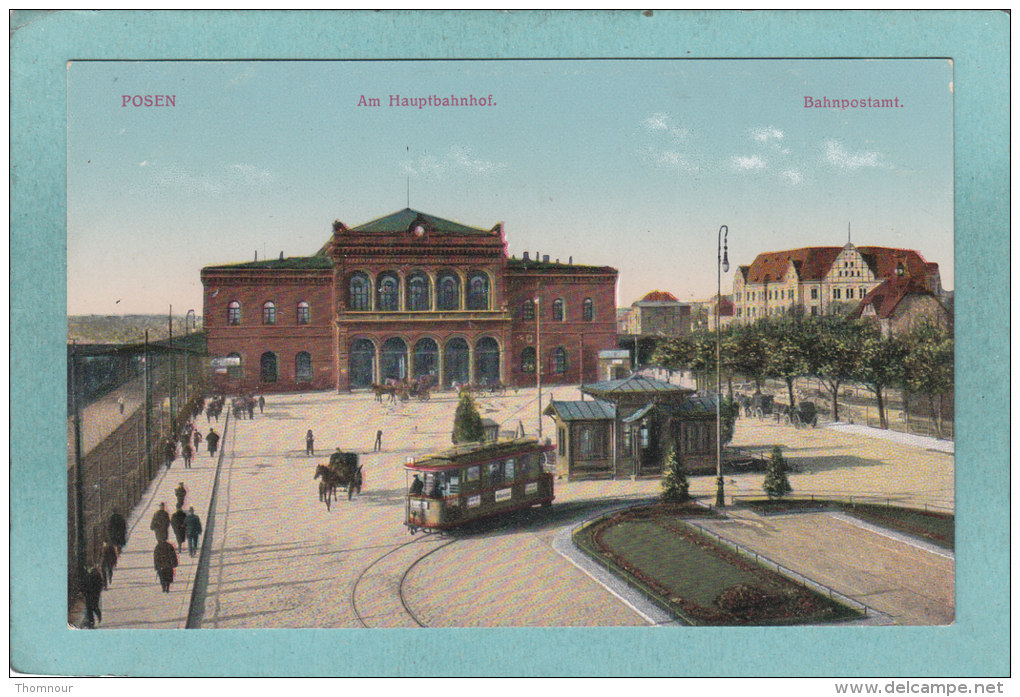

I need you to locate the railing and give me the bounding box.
[726,491,954,514]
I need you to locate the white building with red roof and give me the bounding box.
[731,241,943,322]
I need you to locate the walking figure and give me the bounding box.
[108,511,127,552]
[206,428,220,458]
[117,396,124,415]
[82,565,104,628]
[258,395,265,413]
[170,504,187,552]
[182,442,193,469]
[100,542,118,588]
[175,482,188,509]
[185,507,203,557]
[153,539,179,592]
[374,429,383,452]
[150,502,171,542]
[164,438,176,469]
[305,429,314,456]
[193,428,202,453]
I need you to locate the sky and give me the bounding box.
[67,59,954,315]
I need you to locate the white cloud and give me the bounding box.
[824,139,886,170]
[643,112,670,131]
[731,155,766,171]
[751,126,784,143]
[781,169,803,184]
[401,146,507,178]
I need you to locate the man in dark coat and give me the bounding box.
[83,565,104,627]
[409,474,424,495]
[305,430,314,456]
[258,395,265,413]
[182,442,193,469]
[206,428,220,457]
[150,502,171,542]
[108,511,127,552]
[164,438,176,469]
[184,507,203,558]
[170,504,188,553]
[100,541,118,588]
[153,539,179,592]
[192,428,202,453]
[175,482,187,509]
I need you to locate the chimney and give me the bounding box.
[543,255,550,263]
[279,251,284,260]
[254,251,258,261]
[569,256,572,265]
[522,251,530,262]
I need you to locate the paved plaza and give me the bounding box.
[87,385,954,629]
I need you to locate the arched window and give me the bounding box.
[296,301,310,325]
[475,337,500,386]
[437,272,461,311]
[377,273,400,311]
[380,337,408,381]
[227,301,241,326]
[349,273,372,311]
[227,352,242,379]
[260,352,278,383]
[262,301,277,325]
[552,298,565,322]
[466,272,490,310]
[520,346,536,374]
[406,273,431,311]
[349,338,375,388]
[443,338,470,387]
[413,338,439,379]
[295,351,312,383]
[521,299,535,321]
[583,298,594,321]
[552,347,567,374]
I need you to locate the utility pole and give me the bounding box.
[144,330,151,480]
[71,340,86,577]
[535,293,542,439]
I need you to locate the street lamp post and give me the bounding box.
[716,225,729,508]
[535,294,542,439]
[185,309,195,404]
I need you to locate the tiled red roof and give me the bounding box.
[639,290,679,303]
[852,277,933,319]
[744,245,934,285]
[745,248,842,283]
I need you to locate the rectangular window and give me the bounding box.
[558,428,566,456]
[811,288,818,300]
[489,461,504,485]
[505,458,515,481]
[446,472,460,496]
[833,288,841,299]
[846,288,854,299]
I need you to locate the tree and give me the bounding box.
[726,322,769,392]
[809,316,866,423]
[762,445,793,499]
[902,321,954,438]
[854,327,907,430]
[660,445,690,503]
[762,317,811,409]
[452,390,486,444]
[719,396,740,446]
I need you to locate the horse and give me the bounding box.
[314,464,342,511]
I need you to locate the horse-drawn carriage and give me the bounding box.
[749,393,775,419]
[314,450,363,511]
[372,375,434,403]
[790,401,818,428]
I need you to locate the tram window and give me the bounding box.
[489,461,504,484]
[466,466,479,482]
[505,459,515,481]
[520,453,537,477]
[446,473,460,495]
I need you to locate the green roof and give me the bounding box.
[544,400,616,422]
[348,208,493,235]
[582,375,689,397]
[506,258,616,273]
[203,255,333,271]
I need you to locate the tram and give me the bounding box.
[404,438,554,533]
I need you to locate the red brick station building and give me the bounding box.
[201,209,619,393]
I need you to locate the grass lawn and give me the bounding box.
[574,503,862,626]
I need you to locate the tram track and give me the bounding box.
[350,533,458,628]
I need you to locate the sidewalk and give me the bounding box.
[76,416,227,630]
[824,421,954,454]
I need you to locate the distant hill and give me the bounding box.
[68,314,204,345]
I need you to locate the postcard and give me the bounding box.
[11,10,1009,679]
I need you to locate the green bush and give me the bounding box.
[763,445,793,499]
[452,390,486,444]
[661,445,690,503]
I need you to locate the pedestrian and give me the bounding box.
[117,396,124,415]
[164,438,176,469]
[175,482,187,508]
[170,504,187,553]
[193,428,202,453]
[108,511,127,552]
[100,542,118,588]
[247,398,255,420]
[305,429,314,456]
[182,441,193,469]
[258,395,265,413]
[206,428,220,457]
[409,474,424,495]
[153,539,179,592]
[150,502,171,542]
[82,565,104,627]
[374,429,383,452]
[185,507,203,558]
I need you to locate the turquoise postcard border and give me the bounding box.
[10,10,1009,676]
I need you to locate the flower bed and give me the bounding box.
[573,503,861,626]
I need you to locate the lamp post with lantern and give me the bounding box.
[715,225,729,508]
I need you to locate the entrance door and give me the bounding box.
[443,338,469,387]
[349,339,375,388]
[474,337,500,386]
